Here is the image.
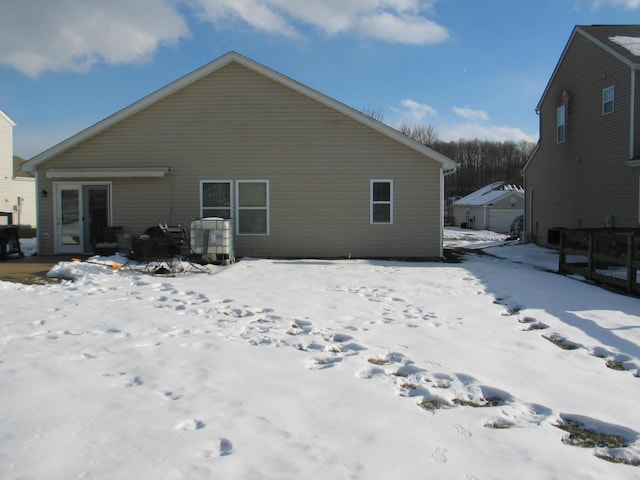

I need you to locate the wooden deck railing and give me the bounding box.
[558,228,640,294]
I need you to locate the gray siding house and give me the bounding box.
[524,25,640,246]
[23,52,456,259]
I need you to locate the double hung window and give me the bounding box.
[237,180,269,235]
[370,179,393,224]
[201,180,269,235]
[556,105,566,144]
[603,86,615,115]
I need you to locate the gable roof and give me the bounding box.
[453,181,524,207]
[23,51,457,172]
[0,108,16,127]
[536,25,640,111]
[13,156,34,179]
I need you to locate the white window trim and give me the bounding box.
[235,179,270,236]
[200,180,233,219]
[603,85,615,115]
[370,179,393,225]
[556,105,566,144]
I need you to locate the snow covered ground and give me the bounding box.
[2,229,640,479]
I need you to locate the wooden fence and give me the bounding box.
[558,228,640,294]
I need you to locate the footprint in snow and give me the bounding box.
[430,446,448,464]
[176,419,206,431]
[198,438,233,457]
[452,424,472,438]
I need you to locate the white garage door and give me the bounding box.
[489,209,522,234]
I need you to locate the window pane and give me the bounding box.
[603,87,614,114]
[203,183,230,208]
[239,182,266,207]
[373,182,391,201]
[372,204,391,223]
[557,106,566,143]
[238,209,267,234]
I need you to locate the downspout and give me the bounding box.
[35,171,41,255]
[439,168,445,258]
[631,68,636,161]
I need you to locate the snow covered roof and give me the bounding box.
[610,35,640,57]
[453,181,524,207]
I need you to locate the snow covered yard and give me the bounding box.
[2,230,640,479]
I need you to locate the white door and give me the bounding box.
[55,183,111,254]
[55,184,83,253]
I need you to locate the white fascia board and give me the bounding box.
[0,108,16,127]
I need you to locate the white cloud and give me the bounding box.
[393,99,438,122]
[591,0,640,8]
[357,12,448,44]
[452,106,489,121]
[191,0,302,38]
[192,0,449,44]
[440,123,537,143]
[0,0,190,78]
[0,0,448,77]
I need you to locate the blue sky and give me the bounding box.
[1,0,639,159]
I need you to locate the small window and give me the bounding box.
[603,86,614,115]
[236,180,269,235]
[556,105,566,144]
[201,181,232,219]
[371,179,393,224]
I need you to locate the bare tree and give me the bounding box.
[398,123,439,147]
[361,106,385,122]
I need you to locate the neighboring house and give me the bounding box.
[0,108,36,227]
[22,52,457,258]
[451,181,524,233]
[524,25,640,246]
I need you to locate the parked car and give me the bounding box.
[509,214,523,239]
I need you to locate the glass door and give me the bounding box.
[56,184,83,253]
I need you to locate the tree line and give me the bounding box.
[397,124,535,202]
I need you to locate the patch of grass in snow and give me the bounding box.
[417,399,447,411]
[605,359,627,371]
[391,370,409,377]
[554,420,627,449]
[517,316,536,324]
[453,396,505,408]
[400,382,418,390]
[542,334,580,350]
[520,322,549,331]
[483,420,512,429]
[368,358,391,366]
[0,275,59,285]
[501,306,522,316]
[595,451,640,467]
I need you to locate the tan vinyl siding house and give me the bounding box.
[524,25,640,246]
[23,52,456,259]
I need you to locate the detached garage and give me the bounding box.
[452,181,524,233]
